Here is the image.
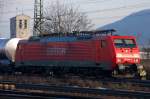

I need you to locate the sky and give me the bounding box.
[0,0,150,38]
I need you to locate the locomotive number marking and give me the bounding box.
[47,48,66,55]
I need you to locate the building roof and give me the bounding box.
[11,14,31,19]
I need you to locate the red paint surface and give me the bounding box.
[15,35,140,70]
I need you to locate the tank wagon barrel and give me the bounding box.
[0,38,20,63]
[5,38,20,62]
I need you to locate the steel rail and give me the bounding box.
[0,79,150,99]
[0,90,101,99]
[0,81,150,98]
[103,78,150,87]
[15,83,150,98]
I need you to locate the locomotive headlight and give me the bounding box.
[116,53,122,58]
[117,58,122,63]
[133,54,140,58]
[134,59,139,63]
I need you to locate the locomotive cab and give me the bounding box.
[112,36,146,79]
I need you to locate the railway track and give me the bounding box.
[57,76,150,91]
[94,78,150,91]
[0,82,150,99]
[0,90,99,99]
[0,75,150,92]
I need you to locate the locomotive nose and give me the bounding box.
[116,48,140,64]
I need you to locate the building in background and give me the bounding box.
[10,14,31,39]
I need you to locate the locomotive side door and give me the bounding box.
[96,40,101,64]
[99,38,112,70]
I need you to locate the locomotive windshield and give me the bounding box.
[114,39,136,48]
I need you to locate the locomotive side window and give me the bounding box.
[114,39,124,48]
[114,39,136,48]
[101,40,107,48]
[124,39,136,48]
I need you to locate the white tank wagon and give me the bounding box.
[5,38,21,62]
[0,38,21,62]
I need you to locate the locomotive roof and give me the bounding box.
[18,35,136,44]
[39,29,116,37]
[19,29,136,43]
[27,29,116,41]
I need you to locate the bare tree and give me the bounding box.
[42,1,93,34]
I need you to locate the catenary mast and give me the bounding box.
[33,0,44,36]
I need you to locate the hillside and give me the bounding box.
[98,9,150,45]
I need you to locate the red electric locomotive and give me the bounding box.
[97,35,146,78]
[14,29,146,78]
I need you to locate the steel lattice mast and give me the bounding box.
[33,0,44,36]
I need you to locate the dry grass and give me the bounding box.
[141,59,150,78]
[0,75,149,91]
